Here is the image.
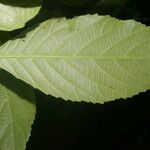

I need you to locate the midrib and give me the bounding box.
[0,55,149,59]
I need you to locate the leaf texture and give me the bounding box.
[0,0,42,31]
[0,70,36,150]
[0,14,149,103]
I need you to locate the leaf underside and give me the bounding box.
[0,14,150,103]
[0,70,36,150]
[0,0,42,31]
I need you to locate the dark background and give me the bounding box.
[26,0,150,150]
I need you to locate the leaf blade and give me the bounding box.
[0,70,36,150]
[0,15,150,103]
[0,0,42,31]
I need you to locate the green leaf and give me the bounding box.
[0,70,36,150]
[0,0,42,31]
[0,14,149,103]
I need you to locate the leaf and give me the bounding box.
[0,0,42,31]
[0,14,149,103]
[0,70,36,150]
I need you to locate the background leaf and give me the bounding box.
[0,0,42,31]
[0,70,36,150]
